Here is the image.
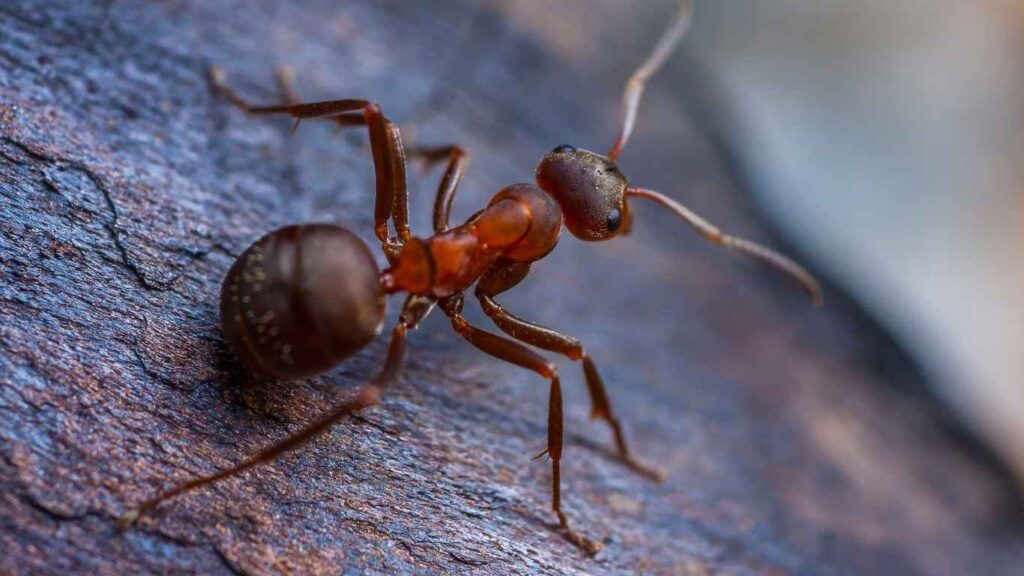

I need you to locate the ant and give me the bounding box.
[119,0,820,554]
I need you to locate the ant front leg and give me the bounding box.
[438,296,602,555]
[475,261,663,481]
[209,67,410,260]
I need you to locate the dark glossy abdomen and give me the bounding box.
[220,224,386,380]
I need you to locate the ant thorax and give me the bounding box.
[383,184,562,298]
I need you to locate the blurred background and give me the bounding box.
[496,0,1024,483]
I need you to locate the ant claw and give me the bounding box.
[117,509,140,531]
[624,457,666,483]
[208,66,226,86]
[556,511,603,555]
[564,531,604,556]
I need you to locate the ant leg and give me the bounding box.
[475,262,663,481]
[119,319,411,529]
[406,146,470,233]
[439,297,602,555]
[608,0,694,160]
[273,67,368,131]
[208,67,411,256]
[209,66,364,126]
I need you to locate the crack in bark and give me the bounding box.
[0,136,158,288]
[0,134,224,292]
[212,545,249,576]
[20,493,94,523]
[448,549,494,567]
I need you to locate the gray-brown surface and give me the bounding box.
[2,1,1022,574]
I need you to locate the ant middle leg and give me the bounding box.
[405,145,469,234]
[208,67,410,258]
[474,262,663,481]
[438,296,602,555]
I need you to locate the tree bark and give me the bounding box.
[1,1,1022,574]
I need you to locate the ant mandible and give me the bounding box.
[120,0,820,554]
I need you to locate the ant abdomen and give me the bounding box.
[220,224,387,380]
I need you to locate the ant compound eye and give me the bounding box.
[605,208,622,233]
[552,144,577,154]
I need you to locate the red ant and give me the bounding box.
[119,0,820,554]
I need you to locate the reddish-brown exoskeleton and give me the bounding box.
[120,1,820,553]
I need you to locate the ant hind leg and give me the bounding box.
[119,319,410,529]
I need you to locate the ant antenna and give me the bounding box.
[608,0,695,161]
[626,187,823,305]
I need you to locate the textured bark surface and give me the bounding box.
[2,1,1023,575]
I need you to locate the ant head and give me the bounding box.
[535,145,631,241]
